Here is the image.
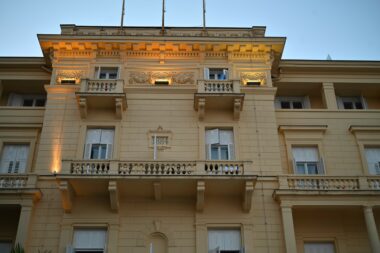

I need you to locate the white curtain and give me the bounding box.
[73,229,107,250]
[292,147,319,162]
[0,144,29,173]
[365,148,380,175]
[206,129,219,144]
[304,242,335,253]
[208,229,241,251]
[219,130,234,145]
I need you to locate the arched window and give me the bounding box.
[147,233,168,253]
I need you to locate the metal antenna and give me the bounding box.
[120,0,126,30]
[161,0,166,34]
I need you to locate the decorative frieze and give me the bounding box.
[240,72,267,85]
[148,126,172,150]
[128,71,195,85]
[56,70,85,84]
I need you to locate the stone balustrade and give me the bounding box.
[61,160,251,176]
[198,80,241,93]
[0,174,38,189]
[279,175,380,191]
[80,79,124,93]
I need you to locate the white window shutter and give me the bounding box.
[86,129,101,144]
[206,129,219,144]
[360,95,368,109]
[304,96,311,108]
[219,130,234,145]
[223,69,229,80]
[95,67,100,79]
[228,144,235,160]
[292,147,319,162]
[73,229,107,250]
[206,144,211,160]
[65,245,74,253]
[274,97,282,109]
[15,145,29,173]
[8,93,23,106]
[106,144,113,159]
[204,68,210,80]
[364,148,380,175]
[83,144,92,159]
[292,158,299,174]
[336,96,343,109]
[0,145,17,173]
[318,157,325,174]
[100,129,114,144]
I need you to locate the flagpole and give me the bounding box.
[161,0,166,34]
[120,0,126,30]
[203,0,206,31]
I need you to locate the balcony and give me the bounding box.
[0,174,41,200]
[58,160,256,213]
[75,79,127,119]
[194,80,244,120]
[273,175,380,206]
[0,107,45,126]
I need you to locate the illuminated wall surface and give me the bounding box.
[0,25,380,253]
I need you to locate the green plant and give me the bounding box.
[10,244,24,253]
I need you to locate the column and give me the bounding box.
[15,204,33,247]
[363,206,380,253]
[321,82,338,110]
[281,205,297,253]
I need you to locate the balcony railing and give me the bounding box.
[0,174,38,189]
[278,175,380,191]
[61,160,251,176]
[79,79,124,93]
[197,80,241,93]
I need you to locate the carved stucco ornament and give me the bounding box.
[56,70,84,84]
[240,72,267,85]
[129,71,194,85]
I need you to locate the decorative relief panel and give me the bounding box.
[240,72,267,85]
[148,126,172,150]
[128,71,194,85]
[56,70,85,84]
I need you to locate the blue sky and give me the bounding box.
[0,0,379,60]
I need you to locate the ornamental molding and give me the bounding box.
[128,71,195,85]
[56,70,85,84]
[240,72,267,85]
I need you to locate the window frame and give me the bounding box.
[0,143,30,174]
[303,240,338,253]
[207,227,244,253]
[0,135,37,174]
[94,66,120,80]
[7,93,46,107]
[77,123,120,160]
[292,146,324,175]
[337,96,367,110]
[71,227,108,253]
[83,128,115,160]
[205,128,235,161]
[275,96,310,109]
[199,123,240,161]
[204,67,230,81]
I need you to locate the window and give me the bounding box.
[0,144,29,173]
[84,129,114,160]
[95,67,119,79]
[72,228,107,253]
[275,96,310,109]
[292,146,324,174]
[205,129,234,160]
[0,241,13,253]
[364,147,380,175]
[337,96,366,109]
[205,68,229,80]
[208,229,242,253]
[304,242,336,253]
[7,93,46,107]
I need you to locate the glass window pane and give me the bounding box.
[35,99,46,107]
[90,145,100,159]
[293,101,303,109]
[100,144,107,159]
[220,145,229,160]
[281,101,291,109]
[355,102,363,109]
[23,99,34,106]
[211,145,219,160]
[307,163,318,174]
[296,163,306,174]
[343,102,353,109]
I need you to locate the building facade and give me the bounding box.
[0,25,380,253]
